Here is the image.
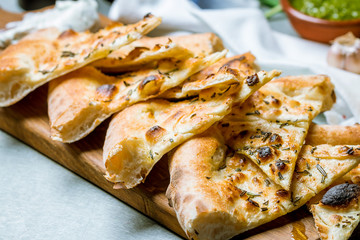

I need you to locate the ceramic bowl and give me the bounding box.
[281,0,360,44]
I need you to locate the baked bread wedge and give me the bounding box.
[48,50,226,142]
[92,33,224,73]
[309,183,360,240]
[103,66,280,189]
[218,75,335,190]
[166,126,360,240]
[0,14,161,107]
[160,52,258,99]
[305,125,360,240]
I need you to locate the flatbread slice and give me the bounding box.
[218,75,335,190]
[48,50,226,142]
[304,125,360,240]
[166,126,360,240]
[160,52,259,99]
[306,124,360,146]
[0,14,161,107]
[309,181,360,240]
[92,33,224,72]
[103,67,280,189]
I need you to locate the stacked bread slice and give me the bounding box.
[1,13,359,240]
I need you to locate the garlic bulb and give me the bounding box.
[327,32,360,74]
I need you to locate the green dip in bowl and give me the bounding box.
[291,0,360,20]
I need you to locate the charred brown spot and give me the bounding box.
[258,147,272,159]
[269,133,281,143]
[271,98,280,106]
[138,74,164,96]
[145,125,166,143]
[276,189,288,197]
[144,13,153,19]
[219,65,239,78]
[239,130,248,138]
[96,84,117,100]
[139,75,160,90]
[321,183,360,207]
[246,74,259,86]
[275,160,286,170]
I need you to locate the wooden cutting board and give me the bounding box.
[1,8,358,240]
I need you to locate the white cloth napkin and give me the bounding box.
[109,0,360,125]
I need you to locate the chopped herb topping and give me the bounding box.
[246,192,261,198]
[149,150,154,160]
[292,196,302,206]
[271,144,282,149]
[316,164,327,183]
[246,110,260,116]
[310,147,317,154]
[262,132,272,142]
[61,51,76,58]
[279,122,289,128]
[265,179,271,187]
[347,147,354,155]
[278,172,284,180]
[123,81,130,87]
[247,198,260,207]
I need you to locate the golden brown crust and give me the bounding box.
[92,33,224,72]
[102,63,279,188]
[306,124,360,146]
[103,96,234,189]
[48,51,226,142]
[0,15,161,107]
[310,184,360,240]
[160,52,261,99]
[166,126,360,240]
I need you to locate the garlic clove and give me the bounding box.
[327,46,346,69]
[344,51,360,74]
[327,32,360,74]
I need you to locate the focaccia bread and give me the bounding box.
[306,125,360,240]
[0,14,161,107]
[48,50,226,142]
[306,124,360,146]
[218,75,335,190]
[160,52,259,99]
[310,183,360,240]
[166,127,360,240]
[103,67,280,189]
[92,33,224,72]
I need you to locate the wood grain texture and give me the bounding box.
[1,9,358,240]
